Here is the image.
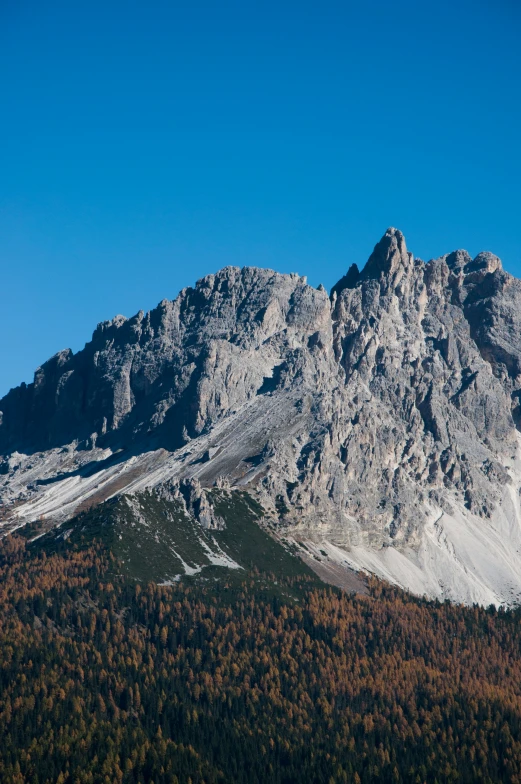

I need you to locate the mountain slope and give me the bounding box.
[34,489,322,596]
[3,228,521,605]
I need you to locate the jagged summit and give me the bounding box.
[330,264,360,299]
[331,228,503,296]
[1,229,521,606]
[360,226,413,280]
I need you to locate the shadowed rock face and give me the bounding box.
[3,227,521,605]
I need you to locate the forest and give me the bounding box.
[1,533,521,783]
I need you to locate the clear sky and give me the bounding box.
[1,0,520,397]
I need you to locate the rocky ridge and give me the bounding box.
[3,228,521,605]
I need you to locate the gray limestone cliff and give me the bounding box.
[3,228,521,605]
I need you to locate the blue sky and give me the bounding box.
[1,0,520,396]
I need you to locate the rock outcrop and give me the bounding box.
[0,267,330,454]
[3,228,521,605]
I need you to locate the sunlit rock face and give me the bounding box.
[3,228,521,606]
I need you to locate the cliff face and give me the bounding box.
[0,267,330,454]
[3,228,521,605]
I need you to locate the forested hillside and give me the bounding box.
[1,534,521,783]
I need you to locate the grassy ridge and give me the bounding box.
[29,489,318,597]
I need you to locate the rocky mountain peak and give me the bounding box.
[2,229,521,606]
[361,227,413,281]
[466,251,503,276]
[445,249,473,272]
[444,248,502,278]
[330,264,360,299]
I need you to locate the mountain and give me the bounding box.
[2,228,521,605]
